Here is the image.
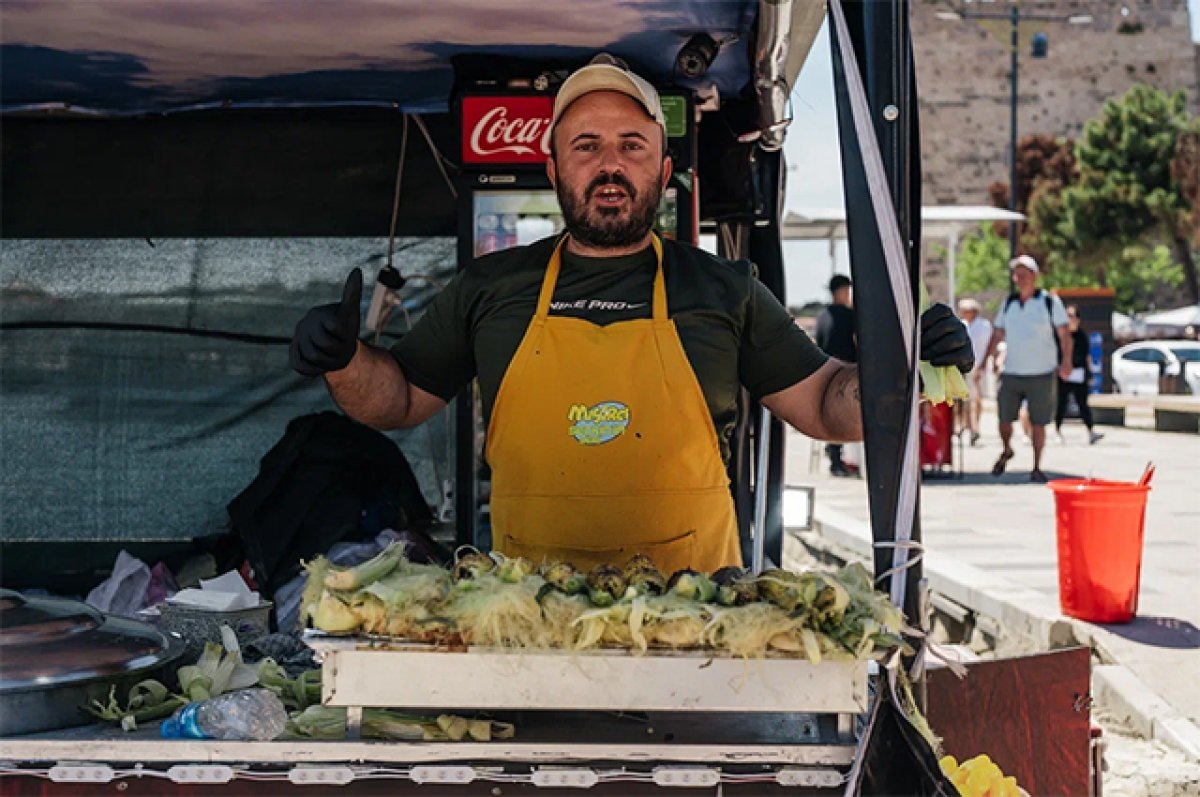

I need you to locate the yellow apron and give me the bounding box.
[487,234,742,574]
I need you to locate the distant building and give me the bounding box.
[914,0,1198,206]
[911,0,1199,300]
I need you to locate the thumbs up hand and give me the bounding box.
[289,268,363,376]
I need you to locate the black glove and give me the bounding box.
[919,302,974,373]
[289,268,363,377]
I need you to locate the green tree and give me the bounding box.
[1038,243,1183,312]
[1102,244,1185,311]
[1034,86,1198,304]
[952,223,1011,312]
[950,223,1183,316]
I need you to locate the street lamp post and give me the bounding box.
[1008,5,1019,259]
[937,4,1093,259]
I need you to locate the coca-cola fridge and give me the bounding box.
[453,89,697,548]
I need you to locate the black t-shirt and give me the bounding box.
[816,304,857,363]
[390,236,828,465]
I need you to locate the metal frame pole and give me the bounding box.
[751,406,771,574]
[947,226,959,309]
[1008,5,1020,259]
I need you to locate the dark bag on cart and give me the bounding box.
[227,411,433,596]
[845,677,958,796]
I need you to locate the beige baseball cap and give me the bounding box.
[1008,254,1040,273]
[551,53,666,134]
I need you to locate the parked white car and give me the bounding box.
[1111,341,1200,396]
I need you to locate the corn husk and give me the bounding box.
[571,602,633,650]
[634,595,710,651]
[323,543,408,591]
[300,546,912,661]
[919,361,970,406]
[88,629,262,730]
[442,574,548,648]
[312,591,361,633]
[85,680,186,731]
[177,630,259,702]
[258,660,322,711]
[286,705,515,742]
[538,590,590,648]
[298,556,332,629]
[364,565,450,604]
[703,602,798,658]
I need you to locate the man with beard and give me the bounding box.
[290,54,973,573]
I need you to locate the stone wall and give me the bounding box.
[912,0,1199,302]
[915,0,1198,206]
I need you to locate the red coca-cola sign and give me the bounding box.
[461,95,554,165]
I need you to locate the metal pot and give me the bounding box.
[0,589,186,736]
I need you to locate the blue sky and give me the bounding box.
[781,20,847,305]
[780,5,1200,305]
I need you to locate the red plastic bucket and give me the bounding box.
[1047,479,1150,623]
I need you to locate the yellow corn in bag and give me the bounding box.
[939,753,1023,797]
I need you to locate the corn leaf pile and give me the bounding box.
[286,706,515,742]
[85,630,302,732]
[302,546,912,662]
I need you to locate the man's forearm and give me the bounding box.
[324,342,412,429]
[984,329,1002,363]
[820,363,863,442]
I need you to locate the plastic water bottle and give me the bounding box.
[161,689,287,741]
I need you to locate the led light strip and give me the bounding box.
[5,763,848,789]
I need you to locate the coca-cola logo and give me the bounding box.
[470,106,552,157]
[462,96,553,165]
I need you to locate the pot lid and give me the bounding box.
[0,589,185,692]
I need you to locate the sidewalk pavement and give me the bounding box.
[785,410,1200,759]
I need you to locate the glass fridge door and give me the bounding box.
[473,190,564,257]
[473,187,680,257]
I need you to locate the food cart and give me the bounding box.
[0,1,1036,794]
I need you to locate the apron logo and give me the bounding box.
[567,401,630,445]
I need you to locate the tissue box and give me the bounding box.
[160,600,273,662]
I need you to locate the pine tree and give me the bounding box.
[1051,86,1197,304]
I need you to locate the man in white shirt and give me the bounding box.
[984,256,1073,482]
[956,298,992,446]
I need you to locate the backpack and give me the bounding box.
[1003,290,1062,364]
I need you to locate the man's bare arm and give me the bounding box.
[761,359,863,442]
[984,327,1005,362]
[985,327,1005,372]
[325,342,447,430]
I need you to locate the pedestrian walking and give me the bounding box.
[956,297,992,446]
[984,255,1073,483]
[815,274,857,477]
[1055,304,1103,445]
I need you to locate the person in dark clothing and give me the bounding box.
[815,275,857,476]
[816,275,857,363]
[1055,304,1103,445]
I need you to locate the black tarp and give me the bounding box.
[0,111,459,238]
